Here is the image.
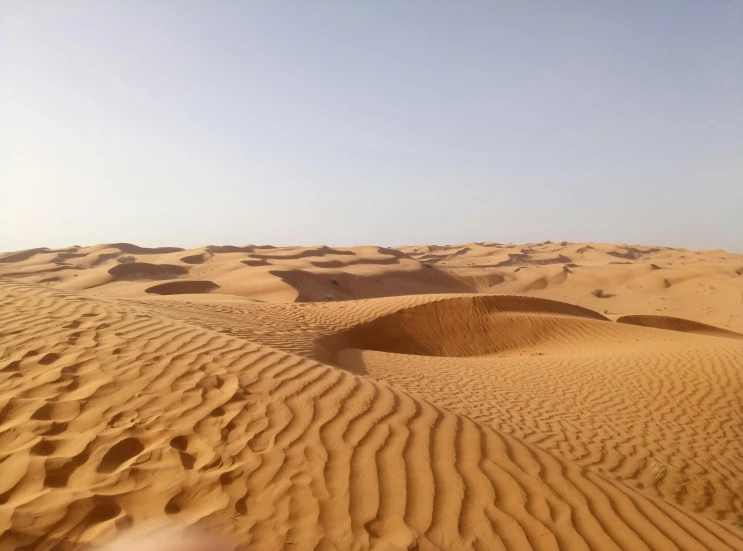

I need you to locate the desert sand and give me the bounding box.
[0,241,742,550]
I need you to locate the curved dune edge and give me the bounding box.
[144,280,219,295]
[617,314,743,339]
[323,295,610,357]
[0,280,741,550]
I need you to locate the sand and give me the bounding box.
[0,242,742,550]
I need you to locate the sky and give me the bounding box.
[1,0,742,252]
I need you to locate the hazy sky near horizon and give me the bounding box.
[2,1,742,252]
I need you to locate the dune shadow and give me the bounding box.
[269,265,475,302]
[104,243,185,254]
[145,281,219,295]
[108,262,189,281]
[617,315,743,339]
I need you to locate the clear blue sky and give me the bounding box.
[2,1,741,251]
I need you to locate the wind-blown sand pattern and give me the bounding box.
[0,242,742,550]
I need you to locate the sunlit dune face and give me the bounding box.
[103,532,231,551]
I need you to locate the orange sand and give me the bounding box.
[0,242,742,550]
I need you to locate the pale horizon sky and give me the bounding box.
[2,1,742,252]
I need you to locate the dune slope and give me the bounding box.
[136,293,743,535]
[2,281,743,550]
[2,241,743,550]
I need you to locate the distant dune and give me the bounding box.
[1,241,742,332]
[1,242,742,549]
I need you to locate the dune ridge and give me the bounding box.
[1,281,742,550]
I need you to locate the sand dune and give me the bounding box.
[324,295,609,357]
[617,315,743,339]
[1,241,741,332]
[1,242,743,549]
